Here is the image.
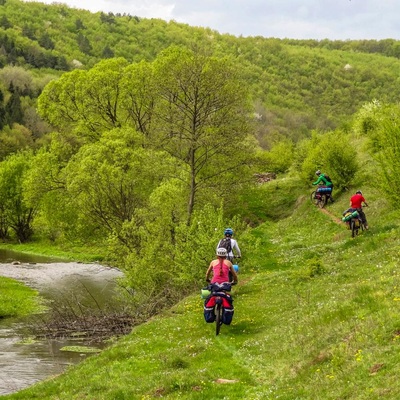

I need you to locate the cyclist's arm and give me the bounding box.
[312,176,322,185]
[206,263,213,282]
[232,240,241,257]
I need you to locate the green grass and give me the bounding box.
[0,277,44,318]
[0,241,106,263]
[4,180,400,399]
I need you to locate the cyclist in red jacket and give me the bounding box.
[350,190,369,229]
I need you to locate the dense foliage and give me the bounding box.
[0,0,400,151]
[1,0,400,319]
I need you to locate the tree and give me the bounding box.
[77,33,92,55]
[4,89,23,126]
[0,16,11,29]
[150,46,255,222]
[38,58,129,141]
[63,128,173,247]
[120,60,157,137]
[38,48,257,223]
[355,102,400,204]
[38,32,55,50]
[102,45,114,58]
[23,132,83,243]
[298,130,358,190]
[0,151,36,242]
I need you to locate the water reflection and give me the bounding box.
[0,256,123,395]
[0,248,69,264]
[0,320,87,395]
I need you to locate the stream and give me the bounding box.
[0,249,124,396]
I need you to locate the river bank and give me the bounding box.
[0,258,124,395]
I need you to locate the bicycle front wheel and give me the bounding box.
[318,195,326,208]
[311,191,319,206]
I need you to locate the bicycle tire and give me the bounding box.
[311,191,320,207]
[318,195,327,208]
[311,191,316,203]
[351,220,357,238]
[215,302,222,336]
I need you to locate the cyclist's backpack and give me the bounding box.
[324,174,332,184]
[218,237,232,254]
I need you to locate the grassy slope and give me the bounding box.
[5,179,400,399]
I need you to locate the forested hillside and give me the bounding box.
[0,0,400,151]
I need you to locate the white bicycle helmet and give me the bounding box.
[216,247,228,257]
[315,170,321,176]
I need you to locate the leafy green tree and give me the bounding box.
[77,33,92,55]
[23,132,84,242]
[264,139,294,173]
[120,60,157,137]
[64,128,173,247]
[38,32,55,50]
[0,15,12,29]
[299,130,358,190]
[102,45,114,58]
[39,48,257,224]
[4,89,23,126]
[150,46,255,222]
[0,151,36,242]
[0,124,34,160]
[355,102,400,204]
[22,24,36,40]
[75,18,85,31]
[38,58,129,141]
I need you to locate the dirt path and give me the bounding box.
[319,207,343,224]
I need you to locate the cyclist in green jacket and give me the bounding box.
[312,170,334,201]
[312,170,332,187]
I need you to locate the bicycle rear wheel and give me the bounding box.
[351,220,358,237]
[215,303,222,336]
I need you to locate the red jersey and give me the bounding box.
[350,193,365,209]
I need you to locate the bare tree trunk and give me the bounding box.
[187,147,196,225]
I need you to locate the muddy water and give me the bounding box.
[0,253,124,395]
